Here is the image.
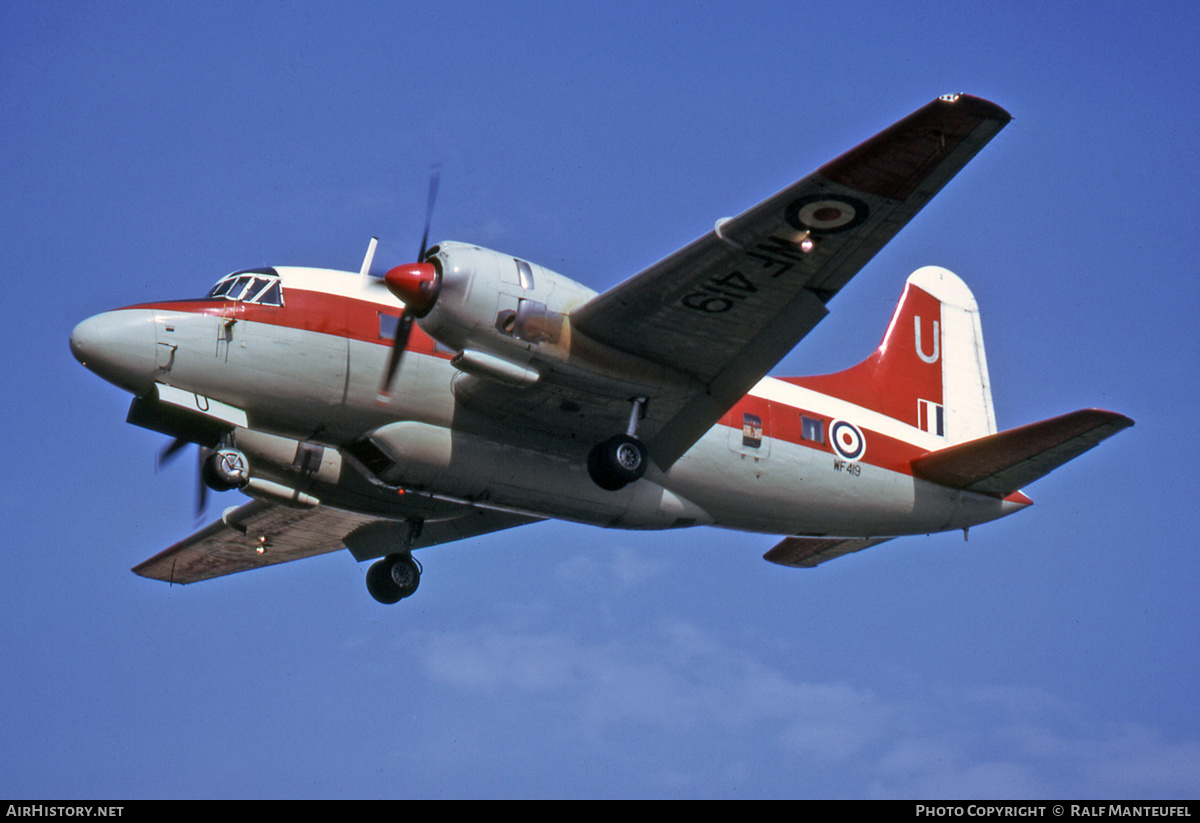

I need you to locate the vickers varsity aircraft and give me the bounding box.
[70,94,1132,604]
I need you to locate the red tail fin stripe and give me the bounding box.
[783,281,943,425]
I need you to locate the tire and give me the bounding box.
[587,434,647,490]
[366,553,421,604]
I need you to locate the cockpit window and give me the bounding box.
[209,278,236,298]
[255,280,282,305]
[207,268,284,306]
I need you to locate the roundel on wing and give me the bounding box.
[830,420,866,461]
[785,194,870,234]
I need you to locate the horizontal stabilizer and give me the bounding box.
[910,409,1134,497]
[764,535,893,568]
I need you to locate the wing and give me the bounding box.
[132,498,540,585]
[571,94,1011,468]
[763,536,894,568]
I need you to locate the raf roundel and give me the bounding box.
[785,194,870,234]
[830,420,866,461]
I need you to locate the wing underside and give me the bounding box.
[132,498,540,585]
[763,536,894,568]
[568,94,1011,468]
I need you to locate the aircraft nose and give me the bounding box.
[68,314,102,364]
[70,309,159,395]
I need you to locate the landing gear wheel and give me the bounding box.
[366,553,421,604]
[587,434,648,490]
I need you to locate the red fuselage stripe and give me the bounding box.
[127,289,447,357]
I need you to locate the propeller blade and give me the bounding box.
[418,164,441,262]
[370,163,443,398]
[156,436,190,470]
[157,438,210,520]
[378,310,415,400]
[196,446,208,519]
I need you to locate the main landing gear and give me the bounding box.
[365,518,423,604]
[366,552,422,604]
[587,397,649,491]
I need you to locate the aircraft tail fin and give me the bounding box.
[788,266,995,445]
[910,408,1133,497]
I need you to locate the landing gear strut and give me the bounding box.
[587,397,649,491]
[365,518,423,604]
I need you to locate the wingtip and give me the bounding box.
[819,93,1012,201]
[1082,408,1135,430]
[936,93,1013,123]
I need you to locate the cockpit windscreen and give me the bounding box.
[207,268,283,306]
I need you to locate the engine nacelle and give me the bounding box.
[417,242,597,380]
[214,428,345,508]
[384,241,693,420]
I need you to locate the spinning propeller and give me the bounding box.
[372,166,445,399]
[156,437,210,519]
[158,437,249,519]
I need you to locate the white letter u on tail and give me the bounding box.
[914,316,940,364]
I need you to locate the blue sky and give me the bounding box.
[3,0,1198,799]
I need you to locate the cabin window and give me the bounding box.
[801,415,824,444]
[378,311,401,340]
[742,413,763,448]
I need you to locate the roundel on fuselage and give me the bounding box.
[830,419,866,461]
